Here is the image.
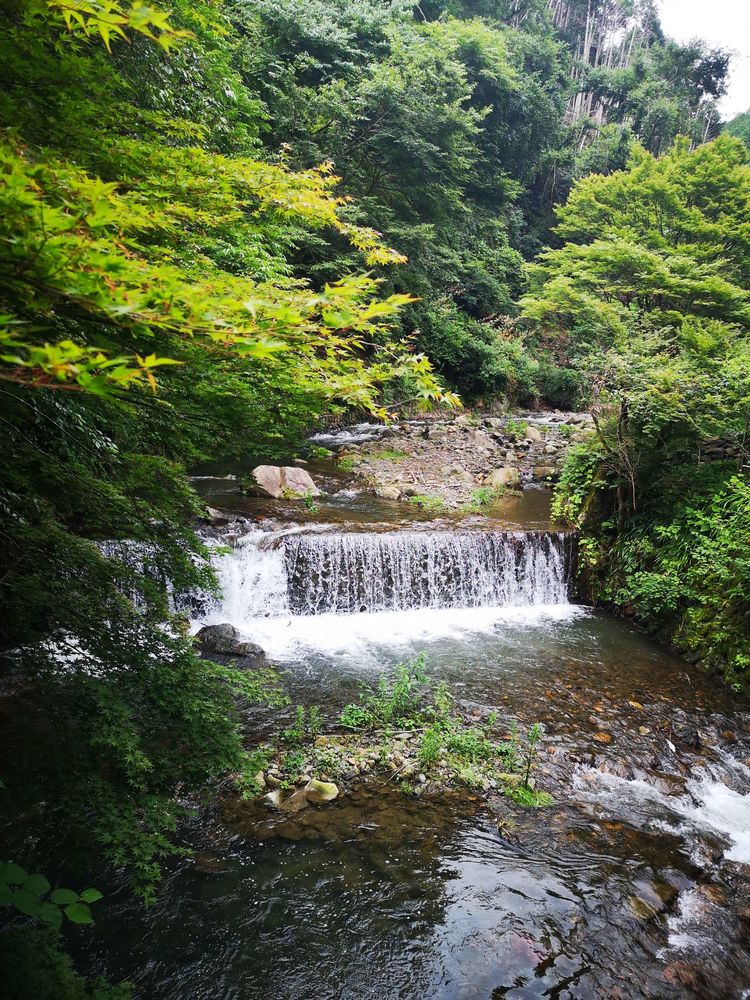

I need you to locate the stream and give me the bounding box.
[75,429,750,999]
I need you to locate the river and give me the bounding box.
[74,432,750,999]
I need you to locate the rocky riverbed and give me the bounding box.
[329,410,594,509]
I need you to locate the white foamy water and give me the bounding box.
[193,525,581,660]
[574,766,750,866]
[202,602,586,661]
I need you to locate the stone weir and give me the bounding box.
[209,527,576,620]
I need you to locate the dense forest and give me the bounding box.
[1,0,749,995]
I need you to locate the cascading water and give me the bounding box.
[201,527,574,632]
[284,530,573,614]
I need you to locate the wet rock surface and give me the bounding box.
[195,623,267,665]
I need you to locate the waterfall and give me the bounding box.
[208,529,574,621]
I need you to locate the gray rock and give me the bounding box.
[469,429,495,451]
[525,425,543,443]
[532,466,557,481]
[249,465,321,499]
[262,790,284,810]
[278,788,310,814]
[196,623,267,662]
[544,443,558,455]
[204,507,231,526]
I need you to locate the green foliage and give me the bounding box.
[507,785,554,808]
[406,493,446,513]
[339,655,429,729]
[504,418,529,439]
[461,486,505,513]
[0,862,102,930]
[372,448,408,461]
[237,748,273,800]
[418,727,443,768]
[530,133,750,683]
[337,457,357,473]
[0,925,132,1000]
[725,109,750,150]
[283,704,322,745]
[0,0,464,917]
[522,137,750,354]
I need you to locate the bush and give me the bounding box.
[0,926,131,1000]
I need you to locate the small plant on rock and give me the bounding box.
[302,491,319,513]
[504,418,529,440]
[418,727,443,768]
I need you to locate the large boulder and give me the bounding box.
[525,425,543,443]
[249,465,321,499]
[486,467,520,488]
[196,623,267,663]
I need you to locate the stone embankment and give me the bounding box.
[336,411,593,509]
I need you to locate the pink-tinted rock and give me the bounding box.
[249,465,321,499]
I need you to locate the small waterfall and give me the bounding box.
[208,529,574,621]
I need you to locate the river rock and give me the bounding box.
[532,466,557,480]
[525,425,543,443]
[196,624,267,663]
[278,789,310,814]
[469,429,495,451]
[304,779,339,804]
[249,465,321,499]
[262,789,284,810]
[203,506,231,526]
[544,443,558,455]
[375,484,401,500]
[486,467,520,488]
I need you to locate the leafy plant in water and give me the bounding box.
[461,486,504,513]
[237,748,272,799]
[507,786,554,808]
[522,722,545,789]
[282,749,306,777]
[283,705,307,745]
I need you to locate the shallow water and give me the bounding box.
[77,608,750,999]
